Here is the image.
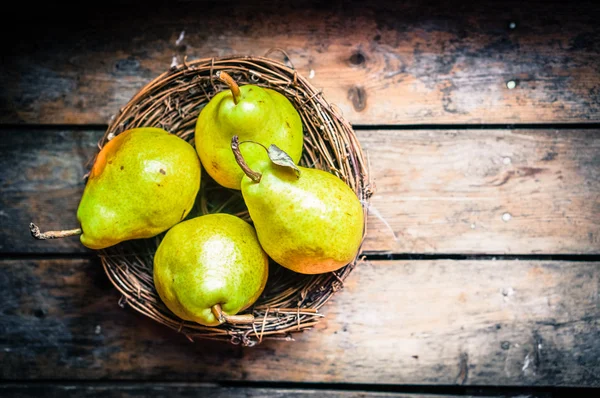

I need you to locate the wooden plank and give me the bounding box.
[1,258,598,386]
[362,128,600,254]
[2,128,598,255]
[0,384,507,398]
[0,129,100,254]
[2,0,599,125]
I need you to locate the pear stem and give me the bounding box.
[216,71,241,105]
[231,135,262,183]
[29,223,82,240]
[211,303,255,325]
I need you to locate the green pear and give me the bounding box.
[195,71,303,190]
[231,136,364,275]
[153,213,269,327]
[30,127,201,249]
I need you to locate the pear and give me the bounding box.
[30,127,201,249]
[195,71,303,190]
[231,136,364,275]
[153,213,269,326]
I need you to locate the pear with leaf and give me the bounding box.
[231,136,364,274]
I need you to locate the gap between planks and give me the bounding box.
[0,381,598,397]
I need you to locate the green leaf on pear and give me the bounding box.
[268,144,301,178]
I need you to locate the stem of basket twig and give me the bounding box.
[29,223,82,240]
[216,71,241,105]
[231,135,262,183]
[211,303,255,324]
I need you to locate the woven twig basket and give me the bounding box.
[98,53,372,346]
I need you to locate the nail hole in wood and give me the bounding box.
[348,86,367,112]
[349,52,366,66]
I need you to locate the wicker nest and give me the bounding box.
[98,53,372,346]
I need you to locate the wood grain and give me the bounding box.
[0,383,510,398]
[1,258,598,386]
[362,128,600,254]
[2,0,599,125]
[2,128,598,254]
[0,129,100,254]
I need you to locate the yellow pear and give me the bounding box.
[30,127,201,249]
[153,213,269,326]
[195,71,303,189]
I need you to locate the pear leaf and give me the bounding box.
[268,144,301,178]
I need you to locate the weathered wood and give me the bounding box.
[0,129,100,254]
[362,128,600,254]
[2,128,598,254]
[1,258,598,386]
[0,383,510,398]
[2,0,599,125]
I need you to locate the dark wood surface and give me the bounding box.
[2,1,600,125]
[1,0,599,396]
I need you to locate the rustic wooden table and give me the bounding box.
[1,1,599,396]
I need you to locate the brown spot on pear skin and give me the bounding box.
[212,161,219,171]
[120,165,124,170]
[159,168,166,175]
